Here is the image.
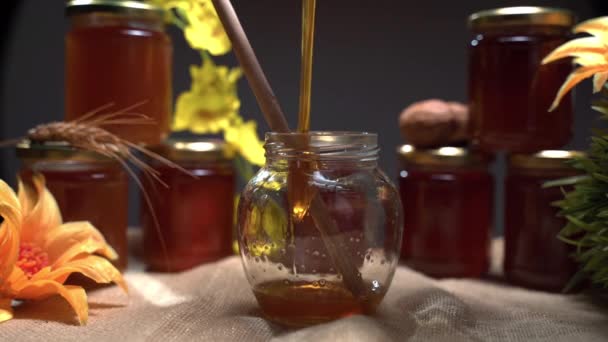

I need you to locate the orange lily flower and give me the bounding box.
[542,16,608,111]
[0,174,127,325]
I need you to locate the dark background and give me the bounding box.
[1,1,606,229]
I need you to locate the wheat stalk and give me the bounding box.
[10,103,191,272]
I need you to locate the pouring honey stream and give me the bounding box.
[282,0,375,318]
[288,0,317,223]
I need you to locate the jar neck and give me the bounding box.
[472,25,570,37]
[69,12,165,31]
[264,132,379,169]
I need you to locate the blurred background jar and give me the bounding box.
[65,0,172,145]
[141,139,236,272]
[398,145,493,278]
[468,7,575,153]
[504,150,583,292]
[17,140,129,270]
[238,132,403,326]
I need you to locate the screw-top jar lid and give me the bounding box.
[65,0,164,16]
[148,139,235,163]
[16,140,112,162]
[398,144,490,168]
[468,7,576,30]
[509,150,585,170]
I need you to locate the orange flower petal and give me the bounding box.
[0,179,23,281]
[541,36,606,65]
[0,298,13,323]
[593,71,608,93]
[5,266,28,294]
[43,222,118,267]
[17,178,35,216]
[35,255,128,293]
[16,281,88,325]
[549,65,608,111]
[574,17,608,42]
[19,174,63,246]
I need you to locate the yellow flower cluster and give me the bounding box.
[173,57,241,134]
[152,0,230,55]
[152,0,266,167]
[172,56,266,166]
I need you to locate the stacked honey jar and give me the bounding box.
[398,7,581,292]
[17,1,235,272]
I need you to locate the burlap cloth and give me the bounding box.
[1,238,607,341]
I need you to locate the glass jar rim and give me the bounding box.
[468,6,576,30]
[265,131,377,142]
[264,131,378,161]
[16,139,113,163]
[398,144,491,168]
[147,138,235,163]
[66,0,164,17]
[509,150,585,170]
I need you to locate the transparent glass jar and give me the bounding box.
[141,140,236,272]
[468,7,575,152]
[505,150,583,292]
[237,132,403,326]
[16,140,129,270]
[398,145,493,278]
[65,0,172,145]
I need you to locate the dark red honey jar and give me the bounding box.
[504,150,583,292]
[141,139,236,272]
[398,145,493,277]
[468,7,575,152]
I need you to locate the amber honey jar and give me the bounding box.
[505,150,583,292]
[16,140,129,270]
[238,132,403,326]
[398,145,493,278]
[468,7,575,153]
[141,139,236,272]
[65,0,172,145]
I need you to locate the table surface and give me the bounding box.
[2,237,608,342]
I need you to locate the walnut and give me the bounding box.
[399,99,469,148]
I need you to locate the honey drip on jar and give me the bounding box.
[288,0,317,222]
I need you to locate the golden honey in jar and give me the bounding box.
[398,145,493,278]
[65,0,172,145]
[141,140,236,272]
[468,7,575,153]
[505,150,583,292]
[16,140,129,270]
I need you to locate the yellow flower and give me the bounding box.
[224,119,266,166]
[173,57,243,134]
[152,0,231,55]
[542,17,608,111]
[0,175,126,325]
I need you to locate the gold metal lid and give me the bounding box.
[148,139,235,162]
[66,0,164,16]
[398,144,490,168]
[468,7,576,30]
[509,150,585,170]
[16,140,112,162]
